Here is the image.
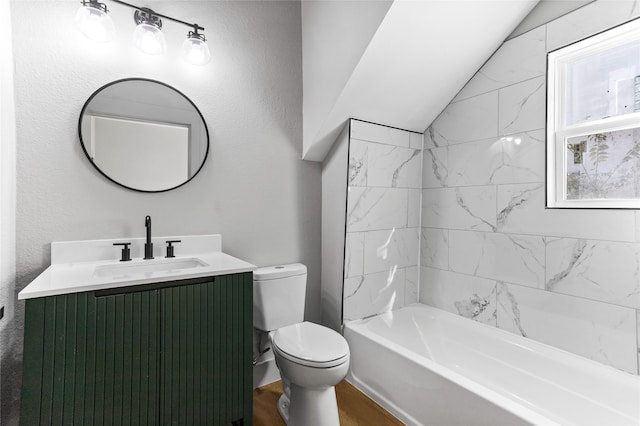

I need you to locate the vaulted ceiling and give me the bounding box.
[301,0,540,161]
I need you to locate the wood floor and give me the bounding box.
[253,380,404,426]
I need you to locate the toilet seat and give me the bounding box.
[273,321,349,368]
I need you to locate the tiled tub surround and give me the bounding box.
[343,120,423,322]
[420,0,640,375]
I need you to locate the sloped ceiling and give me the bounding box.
[302,0,539,162]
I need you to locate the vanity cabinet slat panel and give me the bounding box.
[231,275,238,418]
[146,287,160,426]
[103,296,116,425]
[83,291,97,424]
[93,290,161,426]
[21,290,161,425]
[61,294,77,424]
[160,286,171,423]
[196,283,204,424]
[233,274,241,418]
[21,297,46,425]
[180,285,188,425]
[40,296,58,425]
[242,272,253,423]
[121,292,134,425]
[129,293,140,424]
[51,296,66,425]
[209,273,220,424]
[108,290,160,426]
[21,272,253,425]
[94,296,106,425]
[220,277,228,424]
[114,297,125,422]
[73,292,88,423]
[158,273,253,425]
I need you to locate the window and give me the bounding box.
[547,18,640,208]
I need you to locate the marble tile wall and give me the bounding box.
[420,0,640,375]
[343,119,423,322]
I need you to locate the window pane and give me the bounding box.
[566,127,640,199]
[565,39,640,126]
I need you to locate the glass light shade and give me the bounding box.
[75,4,115,42]
[182,36,211,65]
[132,23,166,55]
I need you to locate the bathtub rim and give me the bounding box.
[344,303,640,426]
[345,316,558,426]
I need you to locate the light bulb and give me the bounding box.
[182,36,211,66]
[132,23,166,55]
[75,2,115,43]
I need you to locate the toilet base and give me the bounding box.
[277,384,340,426]
[277,393,291,423]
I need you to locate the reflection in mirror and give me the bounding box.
[79,78,209,192]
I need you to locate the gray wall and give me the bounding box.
[0,0,17,423]
[3,1,319,424]
[421,0,640,375]
[320,122,349,331]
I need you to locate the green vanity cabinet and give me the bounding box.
[21,273,253,426]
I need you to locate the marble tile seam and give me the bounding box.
[423,181,547,190]
[349,184,423,190]
[420,264,639,312]
[497,125,546,138]
[346,224,420,233]
[351,265,419,278]
[422,181,544,190]
[424,128,546,148]
[349,137,423,149]
[449,73,547,105]
[418,225,639,246]
[543,285,640,311]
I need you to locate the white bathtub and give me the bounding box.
[344,304,640,426]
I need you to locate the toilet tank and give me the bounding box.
[253,263,307,332]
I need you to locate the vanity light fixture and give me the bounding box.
[131,8,166,55]
[75,0,116,43]
[75,0,211,65]
[181,27,211,66]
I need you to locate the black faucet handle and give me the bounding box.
[165,240,182,258]
[144,215,154,260]
[113,242,132,262]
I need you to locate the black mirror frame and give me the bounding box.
[78,77,210,193]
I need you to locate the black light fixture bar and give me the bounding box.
[81,0,109,13]
[109,0,204,31]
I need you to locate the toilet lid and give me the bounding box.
[273,321,349,368]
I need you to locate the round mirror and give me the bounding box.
[78,78,209,192]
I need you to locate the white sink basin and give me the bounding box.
[94,257,209,278]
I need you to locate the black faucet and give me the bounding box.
[144,215,154,259]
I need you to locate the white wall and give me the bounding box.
[0,0,17,422]
[5,1,318,424]
[301,0,392,158]
[302,0,539,161]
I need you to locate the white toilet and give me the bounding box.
[253,263,350,426]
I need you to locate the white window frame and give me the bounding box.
[547,18,640,208]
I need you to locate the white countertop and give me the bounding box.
[19,234,257,300]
